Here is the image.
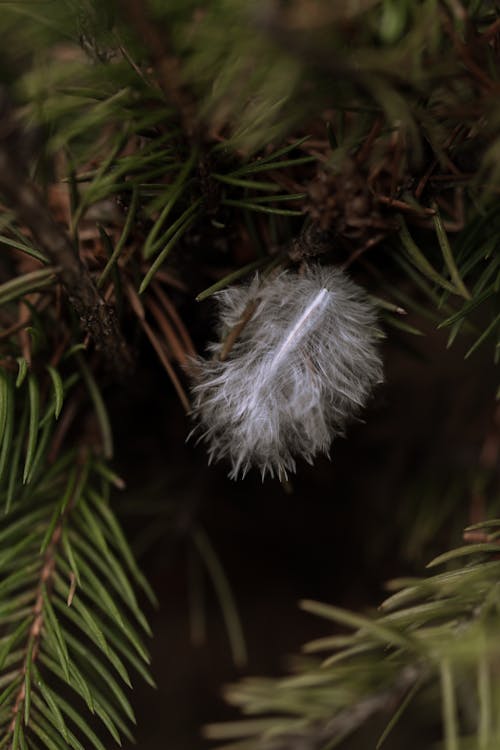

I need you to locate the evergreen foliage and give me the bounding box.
[0,0,498,748]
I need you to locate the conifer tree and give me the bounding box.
[0,1,499,748]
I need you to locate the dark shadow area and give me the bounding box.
[109,320,498,750]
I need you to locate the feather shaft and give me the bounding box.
[269,288,329,374]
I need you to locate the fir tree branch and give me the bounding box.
[7,498,65,737]
[206,666,423,750]
[0,98,132,379]
[0,456,154,749]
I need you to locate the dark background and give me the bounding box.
[110,317,498,750]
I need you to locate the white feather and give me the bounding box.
[190,264,383,479]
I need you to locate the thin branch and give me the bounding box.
[219,300,258,362]
[126,283,190,411]
[141,319,191,412]
[145,297,191,369]
[152,281,197,358]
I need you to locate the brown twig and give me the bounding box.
[146,297,190,370]
[341,232,387,270]
[219,300,258,363]
[152,281,197,358]
[150,269,189,292]
[126,282,191,411]
[442,10,496,91]
[217,256,289,362]
[0,295,50,342]
[17,298,33,367]
[0,100,132,379]
[141,319,191,412]
[375,195,436,215]
[355,117,383,165]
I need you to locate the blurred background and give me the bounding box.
[111,313,499,749]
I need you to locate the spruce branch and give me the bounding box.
[0,99,132,379]
[0,457,154,749]
[205,666,424,750]
[207,535,500,750]
[7,491,66,737]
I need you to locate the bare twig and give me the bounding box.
[146,296,191,369]
[126,282,191,411]
[219,300,258,363]
[152,281,197,358]
[141,319,191,412]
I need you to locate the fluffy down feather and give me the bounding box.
[190,264,383,479]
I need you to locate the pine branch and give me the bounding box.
[206,666,423,750]
[0,96,132,379]
[206,532,500,750]
[0,456,154,750]
[7,490,65,737]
